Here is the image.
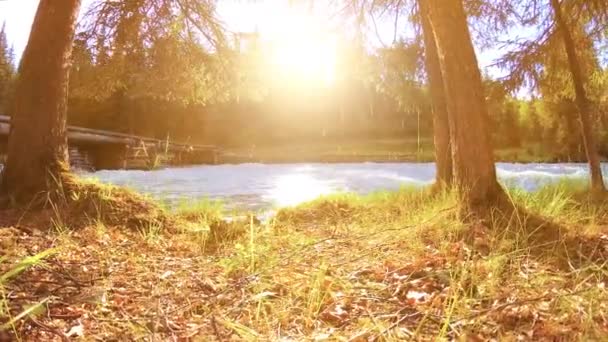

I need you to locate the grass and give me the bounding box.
[0,249,56,339]
[0,180,607,340]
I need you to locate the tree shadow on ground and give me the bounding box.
[468,190,608,270]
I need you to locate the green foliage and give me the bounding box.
[0,249,56,284]
[67,36,435,147]
[496,101,522,148]
[0,22,15,113]
[66,0,233,137]
[174,198,224,224]
[373,40,427,111]
[534,19,603,160]
[70,34,230,105]
[486,0,608,159]
[61,0,608,161]
[1,249,56,334]
[520,100,543,143]
[62,1,441,146]
[485,79,523,149]
[539,21,599,102]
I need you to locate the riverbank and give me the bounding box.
[220,140,589,164]
[0,141,597,172]
[1,181,607,340]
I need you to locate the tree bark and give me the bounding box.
[550,0,606,192]
[419,0,452,187]
[0,0,82,203]
[426,0,504,209]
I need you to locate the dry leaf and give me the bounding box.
[160,270,174,279]
[251,291,278,302]
[406,290,429,303]
[66,321,84,338]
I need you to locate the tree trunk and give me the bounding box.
[0,0,82,203]
[419,0,452,187]
[426,0,504,209]
[550,0,606,192]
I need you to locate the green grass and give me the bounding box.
[173,197,224,222]
[1,249,56,336]
[1,181,607,340]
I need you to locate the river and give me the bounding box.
[83,163,608,211]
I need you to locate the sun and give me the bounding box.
[272,37,336,86]
[262,7,337,87]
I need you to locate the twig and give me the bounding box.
[454,287,593,323]
[29,318,69,342]
[377,311,421,338]
[47,313,83,320]
[43,261,87,289]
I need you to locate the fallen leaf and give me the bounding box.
[66,321,84,338]
[313,332,331,341]
[406,290,429,303]
[160,270,174,280]
[320,304,349,325]
[349,330,371,342]
[251,291,278,302]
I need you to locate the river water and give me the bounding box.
[84,163,608,211]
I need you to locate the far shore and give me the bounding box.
[212,138,605,165]
[218,148,604,165]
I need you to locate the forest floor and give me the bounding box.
[0,181,607,341]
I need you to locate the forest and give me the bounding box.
[2,1,608,162]
[0,0,607,340]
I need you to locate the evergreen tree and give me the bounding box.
[0,22,15,113]
[426,0,505,213]
[501,101,522,147]
[524,101,543,144]
[492,0,606,191]
[550,0,604,190]
[419,0,452,187]
[1,0,82,203]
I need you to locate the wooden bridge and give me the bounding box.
[0,115,220,171]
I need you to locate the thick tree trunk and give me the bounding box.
[550,0,606,192]
[0,0,82,203]
[419,0,452,187]
[426,0,504,209]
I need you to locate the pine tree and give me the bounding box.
[0,1,82,203]
[426,0,505,213]
[419,0,452,187]
[501,101,521,147]
[525,101,543,144]
[549,0,605,191]
[492,0,606,191]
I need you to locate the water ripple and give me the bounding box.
[83,162,607,211]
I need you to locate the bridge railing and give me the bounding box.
[0,114,218,152]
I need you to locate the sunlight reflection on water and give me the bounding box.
[266,173,335,207]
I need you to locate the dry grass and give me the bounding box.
[0,180,607,341]
[0,178,171,235]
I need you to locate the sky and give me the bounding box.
[0,0,497,70]
[0,0,347,60]
[0,0,39,60]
